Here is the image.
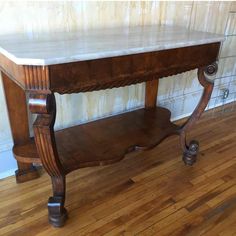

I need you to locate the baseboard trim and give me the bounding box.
[0,168,16,180]
[0,138,13,153]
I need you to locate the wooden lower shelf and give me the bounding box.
[13,107,179,173]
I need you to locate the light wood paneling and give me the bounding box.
[226,12,236,35]
[221,36,236,58]
[216,57,236,79]
[189,1,231,33]
[230,2,236,11]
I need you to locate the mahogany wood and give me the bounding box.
[178,64,217,165]
[0,40,221,227]
[13,107,178,172]
[13,140,41,164]
[0,43,220,94]
[48,176,67,227]
[48,43,220,94]
[29,93,67,226]
[1,72,39,183]
[2,107,236,234]
[0,53,25,89]
[145,79,159,108]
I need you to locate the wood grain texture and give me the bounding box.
[1,72,39,183]
[49,43,220,94]
[1,104,236,235]
[1,72,29,145]
[0,1,234,151]
[13,64,216,173]
[145,79,159,108]
[0,53,25,89]
[23,66,50,92]
[13,107,178,172]
[29,93,67,227]
[0,16,221,227]
[29,93,64,177]
[1,41,218,226]
[178,64,216,165]
[0,43,220,94]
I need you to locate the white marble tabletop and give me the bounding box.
[0,25,224,66]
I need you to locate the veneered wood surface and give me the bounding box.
[49,43,220,94]
[1,72,29,145]
[0,54,25,89]
[145,79,159,108]
[0,36,220,226]
[1,105,236,235]
[0,1,233,153]
[1,72,39,182]
[0,42,220,93]
[14,107,178,173]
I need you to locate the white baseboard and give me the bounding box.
[0,138,13,153]
[0,168,16,179]
[0,149,17,179]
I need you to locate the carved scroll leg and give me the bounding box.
[1,72,39,183]
[178,63,217,165]
[30,93,68,227]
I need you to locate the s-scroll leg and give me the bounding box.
[29,93,68,227]
[178,63,217,165]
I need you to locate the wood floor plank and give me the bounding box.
[2,104,236,235]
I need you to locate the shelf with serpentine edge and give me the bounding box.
[13,62,218,173]
[13,106,178,173]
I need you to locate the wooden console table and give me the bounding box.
[0,25,223,227]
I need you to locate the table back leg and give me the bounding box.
[1,72,39,183]
[145,79,159,108]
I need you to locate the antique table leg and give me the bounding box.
[1,72,39,183]
[145,79,159,108]
[178,63,217,165]
[29,93,68,227]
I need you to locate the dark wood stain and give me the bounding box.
[0,41,221,227]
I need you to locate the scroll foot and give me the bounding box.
[48,196,68,227]
[182,140,199,166]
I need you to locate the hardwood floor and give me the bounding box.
[1,106,236,236]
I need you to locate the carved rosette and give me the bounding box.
[203,62,218,82]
